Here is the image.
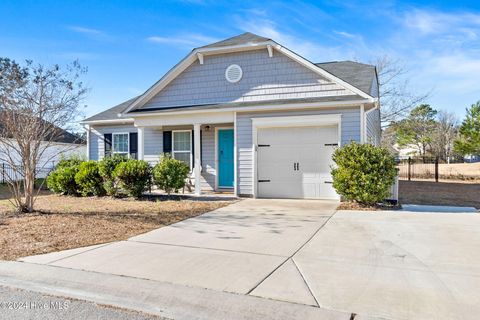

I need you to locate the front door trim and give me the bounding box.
[252,114,342,198]
[215,126,234,190]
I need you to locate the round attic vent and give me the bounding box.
[225,64,242,83]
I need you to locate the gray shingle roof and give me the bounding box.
[82,96,139,122]
[315,61,377,97]
[198,32,271,49]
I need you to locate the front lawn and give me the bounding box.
[0,193,233,260]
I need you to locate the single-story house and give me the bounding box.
[81,32,380,200]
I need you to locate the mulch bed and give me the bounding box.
[337,201,401,211]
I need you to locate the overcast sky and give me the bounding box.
[1,0,479,120]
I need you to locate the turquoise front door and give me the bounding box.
[218,129,234,188]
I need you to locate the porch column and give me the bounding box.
[137,126,145,160]
[193,123,202,195]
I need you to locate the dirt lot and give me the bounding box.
[0,193,234,260]
[399,180,480,209]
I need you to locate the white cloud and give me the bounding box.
[68,26,111,41]
[147,34,219,48]
[421,53,480,94]
[334,30,356,38]
[403,9,480,36]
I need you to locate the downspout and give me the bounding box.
[360,104,365,143]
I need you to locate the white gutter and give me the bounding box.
[79,118,135,125]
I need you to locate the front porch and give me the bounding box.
[136,121,236,196]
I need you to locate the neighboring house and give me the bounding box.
[81,32,380,200]
[0,129,86,180]
[393,143,422,159]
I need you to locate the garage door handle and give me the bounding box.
[293,162,299,171]
[324,181,333,184]
[258,179,270,183]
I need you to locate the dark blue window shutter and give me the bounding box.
[104,134,112,158]
[129,132,138,159]
[163,131,172,154]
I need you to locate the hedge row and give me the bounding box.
[47,154,190,198]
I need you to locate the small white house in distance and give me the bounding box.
[81,32,381,200]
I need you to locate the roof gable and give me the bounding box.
[121,32,374,115]
[138,49,361,111]
[82,33,378,123]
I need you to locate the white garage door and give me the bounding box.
[257,125,339,199]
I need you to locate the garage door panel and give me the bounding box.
[257,126,339,200]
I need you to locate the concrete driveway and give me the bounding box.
[19,199,480,320]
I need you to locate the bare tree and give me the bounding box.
[0,58,87,213]
[432,111,458,163]
[374,55,430,126]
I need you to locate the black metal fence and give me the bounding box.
[0,163,56,184]
[397,157,439,182]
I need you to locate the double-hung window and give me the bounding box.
[172,130,191,168]
[112,133,129,157]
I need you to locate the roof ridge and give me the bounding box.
[197,32,271,49]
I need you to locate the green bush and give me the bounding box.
[54,164,81,195]
[75,161,105,196]
[98,155,127,196]
[46,171,61,193]
[56,156,84,169]
[331,142,397,205]
[114,159,151,198]
[153,155,190,195]
[47,156,83,195]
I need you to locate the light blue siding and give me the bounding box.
[89,124,218,192]
[140,49,357,110]
[89,125,138,160]
[235,107,361,196]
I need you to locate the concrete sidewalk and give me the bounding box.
[0,261,361,320]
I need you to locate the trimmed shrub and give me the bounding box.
[98,155,127,196]
[75,161,105,196]
[46,171,61,193]
[55,164,80,195]
[153,155,190,195]
[331,142,397,205]
[47,156,84,195]
[114,159,151,198]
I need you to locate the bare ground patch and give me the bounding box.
[0,194,234,260]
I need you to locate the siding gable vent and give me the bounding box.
[225,64,242,83]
